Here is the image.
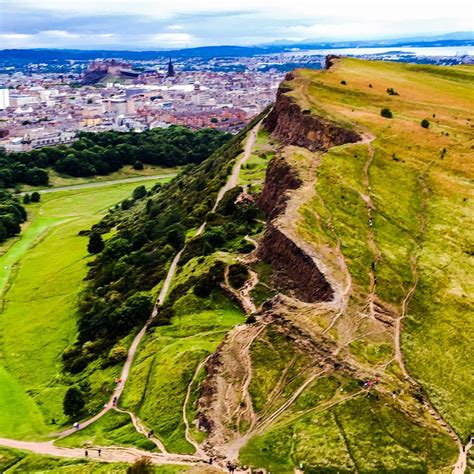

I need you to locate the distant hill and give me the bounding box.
[0,33,472,64]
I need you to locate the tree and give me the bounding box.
[132,185,147,200]
[421,119,430,129]
[380,108,393,119]
[30,192,41,203]
[87,232,105,254]
[23,194,30,204]
[63,387,85,418]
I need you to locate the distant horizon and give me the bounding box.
[0,31,472,53]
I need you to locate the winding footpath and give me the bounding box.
[0,124,261,469]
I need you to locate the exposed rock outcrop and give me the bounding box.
[258,224,333,303]
[257,154,302,219]
[264,74,360,151]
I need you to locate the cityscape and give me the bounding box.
[0,46,472,152]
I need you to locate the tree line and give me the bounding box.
[0,126,230,187]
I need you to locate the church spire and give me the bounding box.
[167,57,175,77]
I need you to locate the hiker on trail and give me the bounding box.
[85,450,88,457]
[98,449,101,457]
[73,422,79,430]
[113,396,117,406]
[209,457,213,465]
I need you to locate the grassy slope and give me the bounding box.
[0,178,171,439]
[55,410,156,451]
[121,292,244,454]
[291,59,472,438]
[241,327,456,473]
[118,126,273,455]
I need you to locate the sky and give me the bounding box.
[0,0,473,50]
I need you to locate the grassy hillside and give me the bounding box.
[287,59,472,438]
[0,178,171,439]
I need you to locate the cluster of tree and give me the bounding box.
[0,126,230,188]
[63,113,266,373]
[0,190,27,243]
[0,149,49,188]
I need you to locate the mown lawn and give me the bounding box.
[0,178,171,439]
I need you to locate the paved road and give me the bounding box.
[19,173,177,196]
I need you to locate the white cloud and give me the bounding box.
[41,30,80,38]
[147,32,197,47]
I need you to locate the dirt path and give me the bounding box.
[0,437,210,468]
[212,124,261,213]
[114,407,168,453]
[182,356,211,456]
[361,142,382,322]
[20,174,177,196]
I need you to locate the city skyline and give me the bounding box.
[1,0,473,49]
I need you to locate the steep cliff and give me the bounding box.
[257,154,302,219]
[264,73,361,151]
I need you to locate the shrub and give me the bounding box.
[340,80,347,85]
[132,185,147,200]
[421,119,430,129]
[127,457,153,474]
[30,191,41,202]
[228,263,249,289]
[380,108,393,119]
[87,233,105,254]
[386,87,399,96]
[23,194,30,204]
[133,161,144,170]
[63,387,85,418]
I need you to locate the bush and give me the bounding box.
[87,233,105,254]
[340,80,347,85]
[386,87,399,96]
[63,387,85,418]
[108,345,128,364]
[421,119,430,129]
[133,161,144,170]
[380,108,393,119]
[228,263,249,289]
[127,457,153,474]
[133,185,147,200]
[30,191,41,203]
[23,194,30,204]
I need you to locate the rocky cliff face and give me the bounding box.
[257,153,333,303]
[258,224,333,303]
[264,73,360,151]
[257,154,302,220]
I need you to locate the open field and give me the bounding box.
[289,59,473,440]
[19,164,180,192]
[0,177,172,440]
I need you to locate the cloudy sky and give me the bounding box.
[0,0,472,50]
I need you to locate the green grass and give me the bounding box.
[121,290,243,454]
[55,410,156,451]
[241,393,457,473]
[0,178,171,439]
